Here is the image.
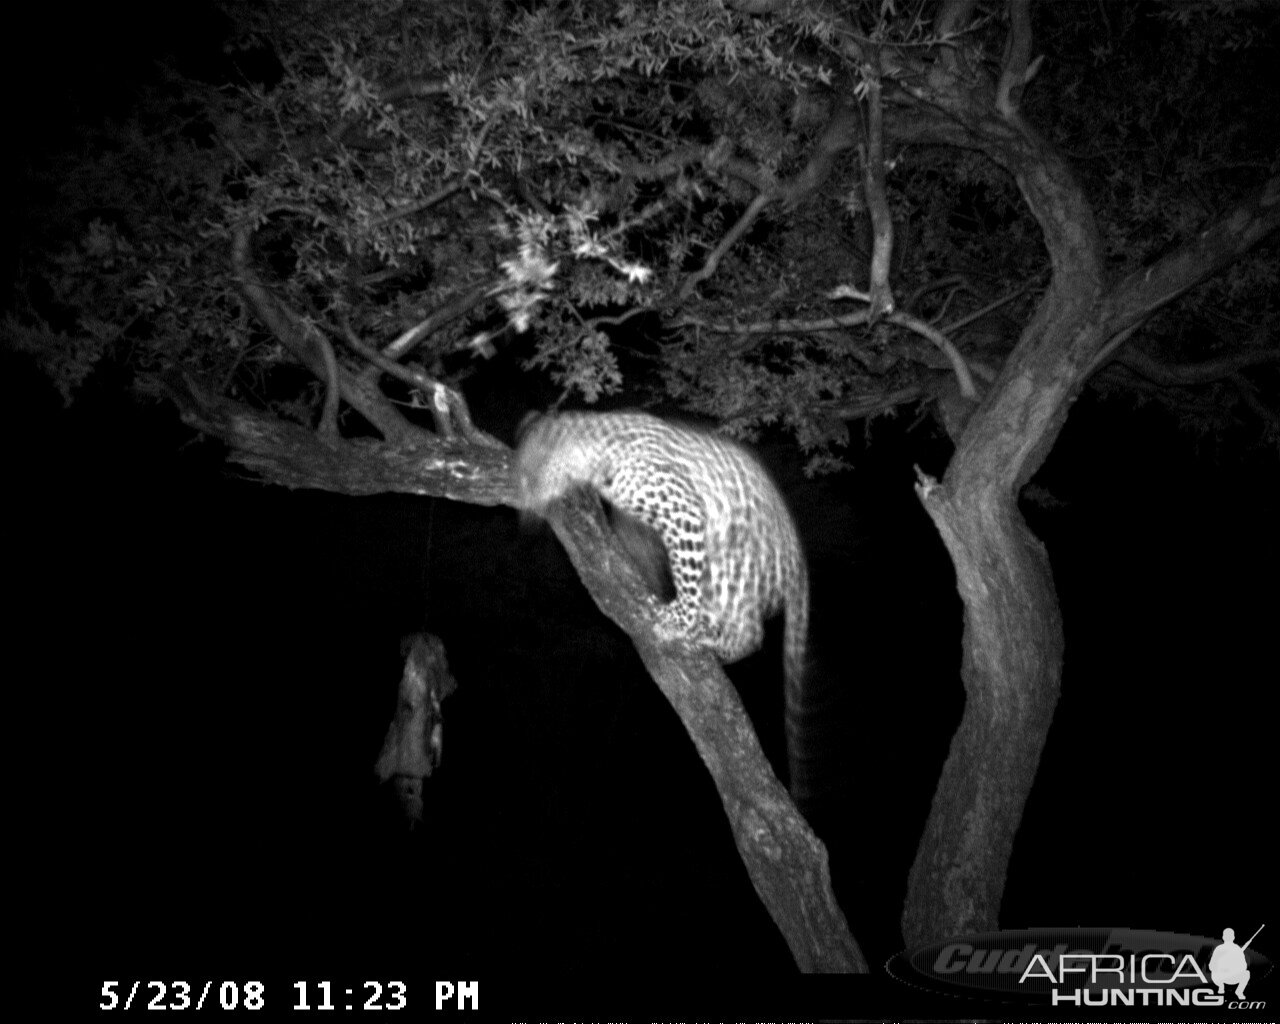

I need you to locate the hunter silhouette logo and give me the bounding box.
[1210,925,1263,999]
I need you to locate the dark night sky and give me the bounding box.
[11,3,1277,1017]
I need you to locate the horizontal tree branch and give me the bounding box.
[163,372,514,507]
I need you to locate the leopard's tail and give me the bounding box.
[783,558,819,809]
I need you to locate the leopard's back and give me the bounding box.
[515,410,814,800]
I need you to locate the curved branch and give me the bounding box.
[316,330,340,440]
[907,273,968,311]
[778,102,861,205]
[378,282,496,364]
[678,100,861,299]
[230,224,419,442]
[678,295,978,402]
[679,192,771,300]
[826,287,978,397]
[340,321,505,448]
[887,310,978,399]
[1117,346,1280,386]
[620,137,734,183]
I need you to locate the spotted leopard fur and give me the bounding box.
[515,411,812,798]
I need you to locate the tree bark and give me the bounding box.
[894,38,1108,941]
[896,2,1279,945]
[545,492,866,973]
[905,471,1063,943]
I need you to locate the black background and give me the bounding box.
[8,2,1276,1017]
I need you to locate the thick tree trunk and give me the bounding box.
[894,137,1104,938]
[889,0,1105,942]
[904,479,1062,944]
[897,167,1278,946]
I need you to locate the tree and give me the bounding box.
[12,0,1277,976]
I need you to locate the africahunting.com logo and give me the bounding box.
[887,924,1269,1009]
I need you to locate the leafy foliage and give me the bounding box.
[8,0,1277,454]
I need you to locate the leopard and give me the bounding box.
[514,410,814,801]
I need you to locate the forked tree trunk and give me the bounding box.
[897,159,1277,942]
